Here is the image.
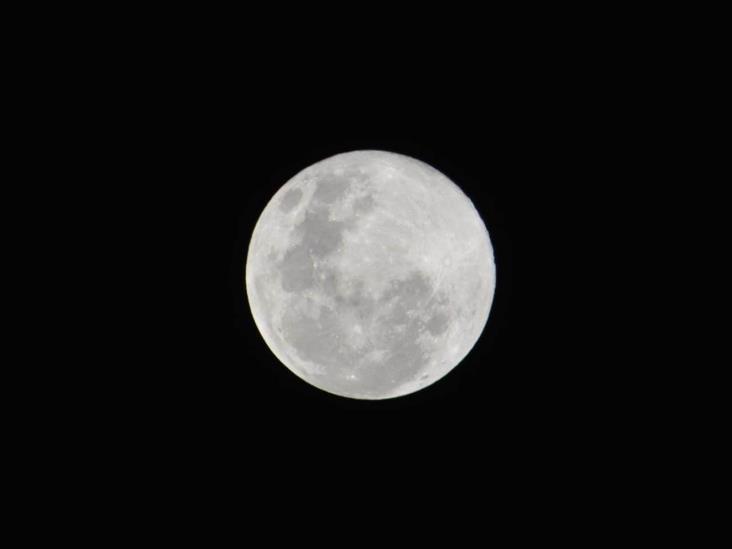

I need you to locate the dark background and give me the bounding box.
[83,21,634,492]
[20,6,678,532]
[152,61,609,447]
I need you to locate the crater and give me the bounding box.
[360,308,427,396]
[381,271,432,310]
[281,306,341,368]
[353,194,376,214]
[280,244,314,292]
[298,209,346,258]
[279,209,348,293]
[254,276,270,308]
[312,173,351,204]
[279,188,303,213]
[425,312,449,336]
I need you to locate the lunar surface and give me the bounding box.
[245,150,496,399]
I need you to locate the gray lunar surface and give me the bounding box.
[246,150,496,399]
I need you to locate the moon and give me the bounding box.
[245,150,496,399]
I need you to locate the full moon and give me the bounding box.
[245,150,496,399]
